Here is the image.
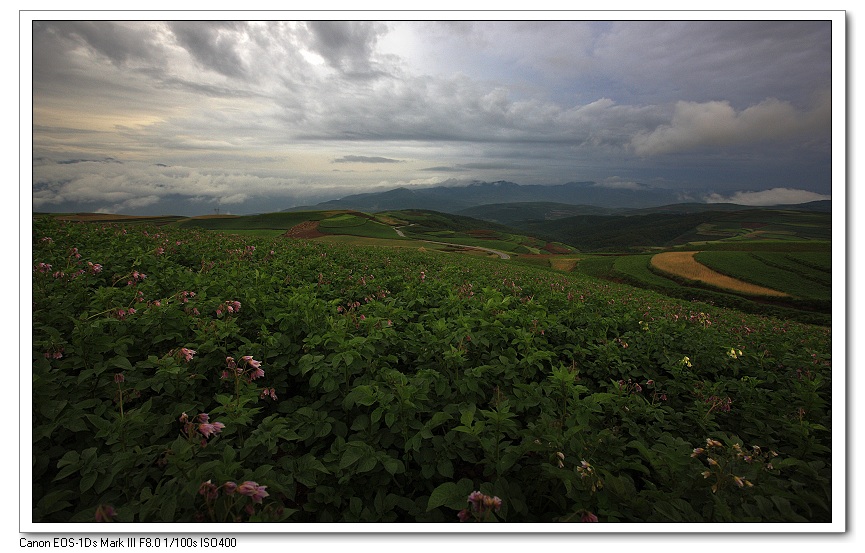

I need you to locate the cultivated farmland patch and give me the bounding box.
[650,251,789,297]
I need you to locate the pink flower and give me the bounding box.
[222,481,238,495]
[94,504,117,522]
[467,491,484,510]
[198,480,219,501]
[250,485,269,504]
[179,348,196,363]
[198,422,225,438]
[580,511,599,523]
[237,481,269,503]
[114,373,125,384]
[242,356,260,369]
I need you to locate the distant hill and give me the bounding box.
[286,180,687,213]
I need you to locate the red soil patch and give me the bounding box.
[542,242,571,254]
[284,220,326,239]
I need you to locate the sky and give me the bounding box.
[27,16,839,216]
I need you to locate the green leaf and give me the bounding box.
[79,470,98,493]
[339,444,365,470]
[381,456,404,476]
[343,385,377,409]
[460,405,476,426]
[356,455,377,473]
[426,479,475,512]
[428,411,452,429]
[35,489,77,517]
[111,355,134,371]
[437,459,454,478]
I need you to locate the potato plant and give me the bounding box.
[31,217,832,523]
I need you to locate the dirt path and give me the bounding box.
[650,251,789,297]
[420,240,511,259]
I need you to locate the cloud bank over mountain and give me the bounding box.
[29,18,836,215]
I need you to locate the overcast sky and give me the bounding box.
[28,17,838,215]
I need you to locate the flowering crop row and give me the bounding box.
[31,217,832,523]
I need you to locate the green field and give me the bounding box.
[31,217,833,523]
[42,209,831,325]
[318,214,407,240]
[693,251,831,301]
[612,255,680,288]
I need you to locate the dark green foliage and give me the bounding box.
[31,218,832,523]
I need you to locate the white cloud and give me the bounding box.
[704,188,831,206]
[631,95,830,156]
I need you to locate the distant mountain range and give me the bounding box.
[286,180,831,216]
[286,180,687,212]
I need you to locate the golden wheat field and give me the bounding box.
[650,251,789,297]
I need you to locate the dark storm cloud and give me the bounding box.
[333,155,403,163]
[33,21,166,66]
[28,17,837,216]
[584,21,832,109]
[167,22,249,78]
[302,21,389,77]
